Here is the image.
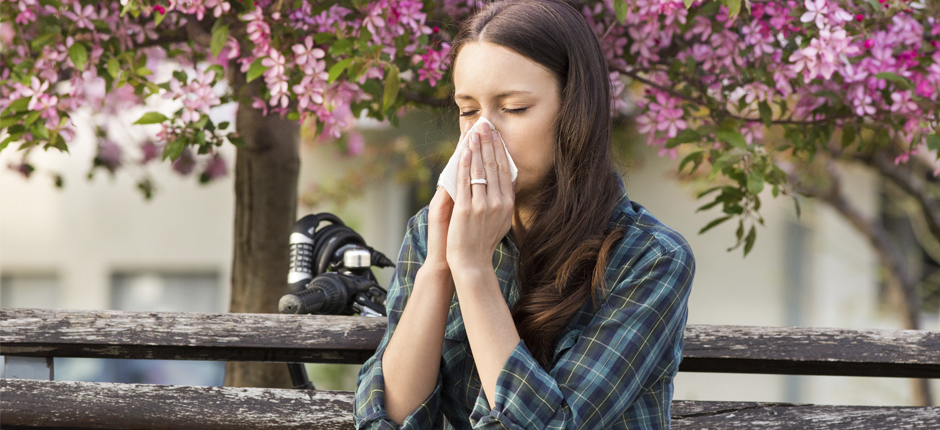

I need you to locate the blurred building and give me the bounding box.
[1,107,937,404]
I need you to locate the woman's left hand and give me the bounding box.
[446,122,515,273]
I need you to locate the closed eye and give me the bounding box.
[459,107,528,117]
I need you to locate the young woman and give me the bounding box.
[354,1,695,428]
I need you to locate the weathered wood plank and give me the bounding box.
[678,325,940,378]
[2,379,938,430]
[0,308,384,364]
[2,309,939,377]
[671,400,940,429]
[0,378,354,430]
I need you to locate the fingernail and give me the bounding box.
[471,133,479,145]
[491,131,498,142]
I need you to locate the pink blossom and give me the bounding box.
[636,112,656,135]
[204,0,230,18]
[261,49,287,78]
[64,2,97,29]
[292,36,326,68]
[789,46,819,83]
[851,87,876,116]
[202,154,228,180]
[174,0,207,21]
[172,147,196,175]
[140,141,160,164]
[889,90,917,113]
[96,139,123,173]
[251,97,269,116]
[649,94,687,138]
[29,93,58,120]
[345,132,365,156]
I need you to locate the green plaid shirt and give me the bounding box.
[355,174,695,429]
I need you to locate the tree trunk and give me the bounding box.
[224,79,300,389]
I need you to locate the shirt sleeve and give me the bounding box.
[354,208,445,429]
[468,241,695,430]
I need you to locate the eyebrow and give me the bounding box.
[454,90,532,101]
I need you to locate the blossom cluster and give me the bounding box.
[0,0,453,184]
[595,0,938,176]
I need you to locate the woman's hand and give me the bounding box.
[446,122,515,273]
[426,184,455,275]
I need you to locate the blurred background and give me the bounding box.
[1,98,938,406]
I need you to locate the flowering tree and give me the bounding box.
[2,0,938,399]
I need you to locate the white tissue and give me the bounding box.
[437,117,518,200]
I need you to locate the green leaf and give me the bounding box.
[328,58,354,84]
[31,123,49,139]
[747,172,764,195]
[30,33,57,50]
[1,134,20,151]
[926,134,940,152]
[716,130,748,149]
[246,57,269,83]
[218,121,230,130]
[758,102,772,128]
[69,42,88,72]
[699,215,733,234]
[697,186,723,199]
[665,129,700,148]
[155,9,167,26]
[2,98,30,117]
[841,126,856,148]
[107,58,120,79]
[743,225,757,256]
[163,137,185,161]
[206,65,225,80]
[679,151,704,174]
[133,111,169,125]
[614,0,629,23]
[383,64,400,111]
[210,23,229,58]
[135,67,153,76]
[724,0,741,18]
[683,0,695,8]
[874,72,912,89]
[329,38,353,56]
[24,110,42,126]
[0,116,21,129]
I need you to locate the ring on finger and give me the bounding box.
[470,178,487,185]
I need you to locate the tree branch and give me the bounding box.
[613,65,853,126]
[866,152,940,243]
[791,160,920,331]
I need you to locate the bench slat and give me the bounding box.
[2,379,938,430]
[2,308,939,377]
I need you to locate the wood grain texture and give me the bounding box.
[678,324,940,378]
[2,309,939,377]
[1,379,354,430]
[671,401,940,429]
[0,308,384,364]
[3,380,938,430]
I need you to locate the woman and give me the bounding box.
[354,1,695,428]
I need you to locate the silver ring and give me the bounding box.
[470,178,487,185]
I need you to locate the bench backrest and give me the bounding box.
[2,308,939,430]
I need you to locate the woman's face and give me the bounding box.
[453,41,561,201]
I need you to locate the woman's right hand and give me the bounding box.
[424,121,472,276]
[425,184,455,277]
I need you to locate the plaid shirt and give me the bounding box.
[355,174,695,429]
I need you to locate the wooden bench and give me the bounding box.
[1,308,938,429]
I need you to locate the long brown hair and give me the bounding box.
[449,0,626,369]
